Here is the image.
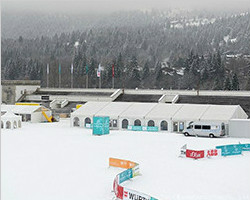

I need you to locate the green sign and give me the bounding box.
[216,144,242,156]
[128,125,158,132]
[93,116,110,135]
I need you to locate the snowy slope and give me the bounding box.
[1,119,250,200]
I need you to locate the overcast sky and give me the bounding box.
[2,0,250,14]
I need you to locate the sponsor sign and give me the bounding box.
[240,143,250,151]
[206,149,220,157]
[93,116,110,135]
[186,149,205,159]
[119,168,133,184]
[132,164,140,177]
[113,176,124,199]
[128,126,158,132]
[216,144,242,156]
[123,188,151,200]
[109,158,136,169]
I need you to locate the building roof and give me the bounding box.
[1,111,21,120]
[1,105,46,114]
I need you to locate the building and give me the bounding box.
[1,111,22,129]
[70,102,248,135]
[1,105,52,123]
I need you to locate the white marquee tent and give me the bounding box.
[70,102,248,135]
[1,111,22,129]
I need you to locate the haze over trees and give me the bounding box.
[1,9,250,90]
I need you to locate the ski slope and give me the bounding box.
[1,119,250,200]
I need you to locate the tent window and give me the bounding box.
[179,122,185,131]
[6,121,11,129]
[113,120,118,127]
[13,121,17,129]
[148,120,155,127]
[122,119,128,129]
[73,117,80,127]
[1,121,3,128]
[173,122,178,131]
[85,117,91,127]
[18,120,21,128]
[161,121,168,131]
[134,119,141,126]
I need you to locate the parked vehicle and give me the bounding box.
[183,122,225,138]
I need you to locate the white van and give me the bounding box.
[183,122,226,138]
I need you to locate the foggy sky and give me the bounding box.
[2,0,250,14]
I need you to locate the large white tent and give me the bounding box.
[1,111,22,129]
[70,102,248,135]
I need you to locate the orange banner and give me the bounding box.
[109,158,136,169]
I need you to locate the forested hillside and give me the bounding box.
[2,10,250,90]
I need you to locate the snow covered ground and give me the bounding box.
[1,119,250,200]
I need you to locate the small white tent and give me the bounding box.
[1,111,22,129]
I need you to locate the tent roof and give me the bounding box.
[119,102,157,118]
[172,104,210,121]
[96,102,132,118]
[1,105,43,114]
[145,103,183,120]
[200,105,248,121]
[71,101,110,117]
[1,111,21,120]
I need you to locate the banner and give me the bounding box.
[128,126,158,132]
[206,149,221,157]
[109,158,136,169]
[239,143,250,151]
[113,176,124,199]
[186,149,205,159]
[216,144,242,156]
[93,116,109,135]
[123,188,151,200]
[119,168,133,184]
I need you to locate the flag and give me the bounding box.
[71,63,74,74]
[47,64,49,74]
[97,64,101,77]
[59,64,61,74]
[112,64,115,77]
[85,64,89,75]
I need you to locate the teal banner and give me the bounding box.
[93,116,110,135]
[119,168,133,184]
[240,143,250,151]
[128,125,158,132]
[216,144,242,156]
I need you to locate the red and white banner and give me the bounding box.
[205,149,221,157]
[186,149,205,159]
[113,176,124,199]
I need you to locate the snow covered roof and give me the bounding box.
[145,103,183,120]
[96,102,133,118]
[71,101,110,117]
[119,103,158,119]
[1,105,44,114]
[1,111,21,120]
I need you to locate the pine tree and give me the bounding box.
[231,73,240,90]
[223,77,231,90]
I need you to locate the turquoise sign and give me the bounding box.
[239,143,250,151]
[119,168,133,184]
[128,125,158,132]
[93,116,110,135]
[216,144,242,156]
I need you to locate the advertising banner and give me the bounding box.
[113,176,124,199]
[93,116,110,135]
[132,164,140,177]
[216,144,242,156]
[128,126,158,132]
[206,149,221,157]
[109,158,136,169]
[119,168,133,184]
[186,149,205,159]
[239,143,250,151]
[123,188,151,200]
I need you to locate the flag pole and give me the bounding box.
[71,63,73,88]
[59,63,61,88]
[112,64,115,89]
[47,63,49,88]
[86,74,88,88]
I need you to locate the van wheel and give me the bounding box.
[209,134,215,138]
[184,132,189,137]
